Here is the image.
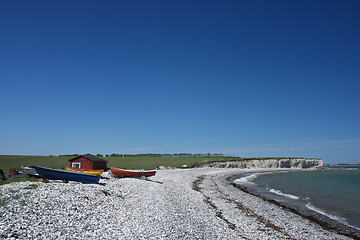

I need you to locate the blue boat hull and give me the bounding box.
[31,166,100,184]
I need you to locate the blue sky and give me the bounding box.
[1,1,359,164]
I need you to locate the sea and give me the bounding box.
[234,165,360,230]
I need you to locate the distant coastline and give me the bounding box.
[325,164,360,166]
[0,155,323,174]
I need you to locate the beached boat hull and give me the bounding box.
[31,166,100,184]
[23,167,39,177]
[110,167,156,178]
[66,167,103,176]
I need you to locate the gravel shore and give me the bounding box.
[0,168,356,239]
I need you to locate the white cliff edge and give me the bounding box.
[198,158,323,169]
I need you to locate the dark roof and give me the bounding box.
[68,155,109,162]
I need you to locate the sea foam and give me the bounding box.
[267,188,300,200]
[234,173,260,185]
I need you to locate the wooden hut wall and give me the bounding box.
[71,157,93,169]
[92,161,107,170]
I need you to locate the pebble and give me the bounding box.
[0,168,354,239]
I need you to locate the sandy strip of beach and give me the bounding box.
[0,168,357,239]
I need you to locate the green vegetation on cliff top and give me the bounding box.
[0,155,318,174]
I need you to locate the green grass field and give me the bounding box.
[0,155,238,174]
[0,155,72,173]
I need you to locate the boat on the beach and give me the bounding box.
[110,167,156,178]
[66,166,103,176]
[31,165,101,184]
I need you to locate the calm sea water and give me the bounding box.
[234,166,360,229]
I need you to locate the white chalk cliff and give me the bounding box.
[198,158,323,169]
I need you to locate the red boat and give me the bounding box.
[110,167,156,178]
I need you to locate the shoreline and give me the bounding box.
[227,171,360,239]
[0,168,358,239]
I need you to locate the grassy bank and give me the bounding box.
[0,155,236,174]
[0,155,315,174]
[105,156,234,170]
[0,155,71,174]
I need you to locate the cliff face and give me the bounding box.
[198,158,323,169]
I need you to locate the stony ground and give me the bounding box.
[0,168,354,239]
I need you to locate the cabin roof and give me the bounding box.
[68,155,109,162]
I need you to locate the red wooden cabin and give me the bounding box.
[68,155,108,171]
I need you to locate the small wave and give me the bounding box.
[267,188,300,200]
[305,203,349,225]
[234,173,260,185]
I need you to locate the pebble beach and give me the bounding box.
[0,168,357,239]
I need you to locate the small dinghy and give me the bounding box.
[110,167,156,178]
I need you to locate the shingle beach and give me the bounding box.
[0,168,357,239]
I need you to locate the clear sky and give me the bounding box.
[1,1,359,164]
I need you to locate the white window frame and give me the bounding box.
[72,162,81,169]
